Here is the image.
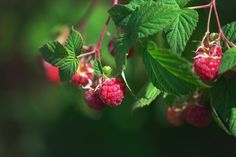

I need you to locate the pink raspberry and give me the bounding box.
[41,59,60,84]
[167,106,184,127]
[182,104,211,128]
[98,78,126,106]
[108,38,135,59]
[193,45,223,82]
[84,90,106,110]
[72,62,94,87]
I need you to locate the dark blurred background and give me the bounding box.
[0,0,236,157]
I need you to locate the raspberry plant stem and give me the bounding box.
[96,16,111,61]
[190,0,236,48]
[95,0,118,61]
[188,3,211,10]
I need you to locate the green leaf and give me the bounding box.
[65,28,83,56]
[166,9,198,54]
[175,0,191,7]
[142,42,208,95]
[219,48,236,74]
[114,35,133,72]
[133,82,161,110]
[40,41,79,81]
[93,59,103,76]
[58,54,78,81]
[108,4,133,27]
[40,41,68,66]
[210,76,236,137]
[125,0,150,10]
[222,21,236,47]
[126,0,179,39]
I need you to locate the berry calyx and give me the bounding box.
[71,62,94,87]
[182,104,211,128]
[193,45,223,82]
[98,78,126,106]
[84,90,106,110]
[108,38,135,59]
[167,106,184,127]
[41,59,60,84]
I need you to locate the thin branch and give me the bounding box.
[188,3,211,10]
[96,16,111,61]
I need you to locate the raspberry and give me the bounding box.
[72,62,94,87]
[182,104,211,128]
[167,106,184,127]
[108,38,135,59]
[193,45,222,82]
[98,78,126,106]
[41,59,60,84]
[84,90,106,110]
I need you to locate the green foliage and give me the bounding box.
[166,9,198,54]
[114,35,133,72]
[142,42,207,95]
[40,28,83,81]
[219,48,236,74]
[222,21,236,47]
[175,0,191,7]
[65,28,83,56]
[108,5,133,27]
[126,0,179,39]
[133,82,161,110]
[93,59,103,76]
[210,76,236,137]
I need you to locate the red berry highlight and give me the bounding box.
[84,90,106,110]
[99,78,126,106]
[193,45,223,82]
[72,62,94,87]
[41,59,60,84]
[167,106,184,127]
[182,104,211,128]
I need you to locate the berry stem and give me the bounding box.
[96,16,111,61]
[212,0,236,47]
[206,5,213,34]
[95,0,119,61]
[188,3,211,10]
[78,50,96,58]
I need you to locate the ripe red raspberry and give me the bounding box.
[98,78,126,106]
[72,62,94,87]
[193,45,223,82]
[41,59,60,84]
[167,106,184,127]
[108,38,135,59]
[84,90,106,110]
[182,104,211,128]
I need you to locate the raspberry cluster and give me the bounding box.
[83,78,126,110]
[41,58,126,110]
[167,103,211,128]
[193,34,223,82]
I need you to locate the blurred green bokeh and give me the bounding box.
[1,0,236,157]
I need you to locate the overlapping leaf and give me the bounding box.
[219,48,236,74]
[142,42,207,95]
[40,28,83,81]
[126,0,179,39]
[133,82,161,110]
[210,76,236,137]
[222,21,236,47]
[65,28,83,56]
[166,9,198,54]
